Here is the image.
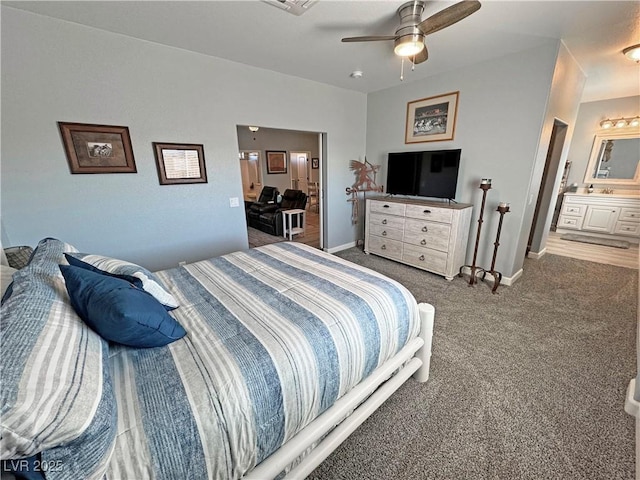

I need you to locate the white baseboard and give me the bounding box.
[327,241,357,254]
[501,268,523,286]
[527,248,546,260]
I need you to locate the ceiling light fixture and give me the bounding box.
[599,117,639,129]
[394,33,425,57]
[350,70,364,79]
[623,44,640,63]
[248,126,259,132]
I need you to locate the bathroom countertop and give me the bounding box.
[564,191,640,199]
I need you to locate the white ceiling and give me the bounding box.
[5,0,640,102]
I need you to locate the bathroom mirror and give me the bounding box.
[584,132,640,186]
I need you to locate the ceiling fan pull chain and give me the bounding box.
[400,57,405,81]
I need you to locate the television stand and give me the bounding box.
[364,197,472,280]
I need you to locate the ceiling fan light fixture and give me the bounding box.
[623,44,640,63]
[394,34,424,57]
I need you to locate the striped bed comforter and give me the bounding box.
[105,242,420,479]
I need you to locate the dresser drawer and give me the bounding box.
[369,212,405,229]
[403,219,451,252]
[367,235,403,260]
[405,204,453,224]
[561,203,586,217]
[369,222,404,241]
[619,208,640,223]
[369,200,406,217]
[613,221,640,237]
[558,215,583,229]
[402,244,447,273]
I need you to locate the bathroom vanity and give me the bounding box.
[556,192,640,242]
[556,128,640,243]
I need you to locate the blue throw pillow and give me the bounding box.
[60,265,187,348]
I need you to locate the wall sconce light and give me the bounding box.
[623,44,640,63]
[599,116,640,129]
[248,126,259,132]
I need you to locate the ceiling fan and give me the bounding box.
[342,0,481,66]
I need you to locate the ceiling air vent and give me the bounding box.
[261,0,318,16]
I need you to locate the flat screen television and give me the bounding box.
[386,149,461,199]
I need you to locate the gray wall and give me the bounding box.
[1,7,366,270]
[366,42,561,278]
[566,95,640,190]
[525,43,586,257]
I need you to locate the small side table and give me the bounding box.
[282,209,306,240]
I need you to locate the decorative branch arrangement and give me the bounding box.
[346,158,383,225]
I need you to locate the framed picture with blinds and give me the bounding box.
[153,142,207,185]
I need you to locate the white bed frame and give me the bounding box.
[244,302,435,480]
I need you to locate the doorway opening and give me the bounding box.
[236,126,323,250]
[239,150,262,204]
[290,151,310,193]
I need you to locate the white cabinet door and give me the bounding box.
[582,206,618,233]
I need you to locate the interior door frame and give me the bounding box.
[527,118,569,256]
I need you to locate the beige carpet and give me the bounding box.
[308,248,636,480]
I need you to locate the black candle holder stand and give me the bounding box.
[459,182,492,285]
[479,204,510,294]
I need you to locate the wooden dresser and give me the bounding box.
[364,197,473,280]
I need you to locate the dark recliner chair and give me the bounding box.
[247,189,307,236]
[246,186,278,210]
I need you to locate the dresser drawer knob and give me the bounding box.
[382,231,387,236]
[421,226,428,232]
[383,205,390,208]
[382,219,388,225]
[419,255,425,261]
[421,239,427,245]
[381,244,387,250]
[423,209,431,214]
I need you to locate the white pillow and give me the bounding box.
[66,253,179,310]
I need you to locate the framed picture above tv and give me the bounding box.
[405,91,459,144]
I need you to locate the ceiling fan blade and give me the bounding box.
[341,35,397,43]
[418,0,481,36]
[411,44,429,65]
